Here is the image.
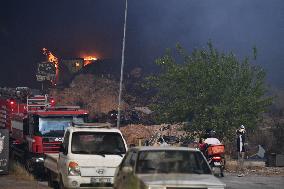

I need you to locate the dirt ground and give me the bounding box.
[225,160,284,176]
[0,175,49,189]
[221,173,284,189]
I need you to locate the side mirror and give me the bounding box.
[122,166,133,174]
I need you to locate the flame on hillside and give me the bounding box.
[83,56,97,66]
[42,48,59,84]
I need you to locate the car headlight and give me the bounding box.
[68,161,81,176]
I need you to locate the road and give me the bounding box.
[1,173,284,189]
[220,174,284,189]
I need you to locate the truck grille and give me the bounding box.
[80,167,116,177]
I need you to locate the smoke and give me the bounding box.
[126,0,284,87]
[0,0,283,88]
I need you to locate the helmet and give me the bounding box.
[204,128,216,138]
[240,125,245,129]
[209,130,216,138]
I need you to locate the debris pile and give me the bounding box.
[225,160,284,176]
[50,74,128,118]
[120,124,153,145]
[119,124,187,146]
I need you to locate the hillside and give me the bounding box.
[50,74,128,119]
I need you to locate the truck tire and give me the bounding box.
[53,182,60,189]
[47,170,54,187]
[25,158,34,173]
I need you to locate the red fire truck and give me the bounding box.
[0,92,89,174]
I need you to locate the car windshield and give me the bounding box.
[136,150,211,174]
[38,116,84,137]
[71,132,126,155]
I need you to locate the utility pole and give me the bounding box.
[117,0,128,129]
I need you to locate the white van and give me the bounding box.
[44,123,128,188]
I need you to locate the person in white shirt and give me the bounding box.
[204,130,221,145]
[204,137,221,145]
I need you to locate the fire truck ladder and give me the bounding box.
[26,95,49,112]
[45,106,80,111]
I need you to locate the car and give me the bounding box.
[163,135,180,145]
[107,110,127,125]
[114,146,226,189]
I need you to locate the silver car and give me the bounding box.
[114,146,225,189]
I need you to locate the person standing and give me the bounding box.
[236,125,246,177]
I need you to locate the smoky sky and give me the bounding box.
[0,0,283,88]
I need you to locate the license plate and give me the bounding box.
[214,162,221,166]
[91,177,112,183]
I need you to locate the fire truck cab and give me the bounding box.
[1,91,89,174]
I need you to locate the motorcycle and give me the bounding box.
[199,143,225,177]
[206,144,225,177]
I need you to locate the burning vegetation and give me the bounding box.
[42,48,59,84]
[83,56,97,66]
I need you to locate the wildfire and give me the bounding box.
[42,48,59,68]
[42,48,59,84]
[83,56,97,66]
[84,56,97,61]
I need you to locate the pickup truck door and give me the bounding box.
[58,131,70,177]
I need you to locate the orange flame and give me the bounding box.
[42,48,59,84]
[83,56,97,66]
[84,56,97,61]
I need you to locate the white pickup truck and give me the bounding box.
[44,122,128,189]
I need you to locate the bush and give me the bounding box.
[9,161,34,181]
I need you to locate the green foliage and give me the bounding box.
[145,43,272,139]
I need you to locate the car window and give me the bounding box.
[129,152,137,168]
[136,150,211,174]
[120,151,133,168]
[71,131,126,154]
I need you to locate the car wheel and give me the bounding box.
[220,166,225,177]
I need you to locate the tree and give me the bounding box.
[145,43,272,139]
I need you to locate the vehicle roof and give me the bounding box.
[67,125,123,134]
[130,146,200,152]
[29,110,88,116]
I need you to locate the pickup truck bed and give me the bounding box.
[44,153,59,174]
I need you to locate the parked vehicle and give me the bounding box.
[44,122,128,189]
[163,135,180,145]
[0,93,89,175]
[114,146,226,189]
[107,110,126,125]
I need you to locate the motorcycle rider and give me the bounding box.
[201,129,225,177]
[199,129,221,157]
[204,129,221,145]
